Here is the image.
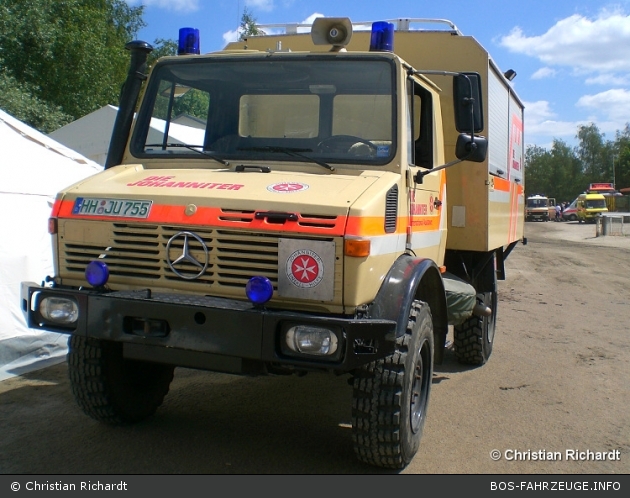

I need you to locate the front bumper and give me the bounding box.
[526,211,548,219]
[21,282,396,374]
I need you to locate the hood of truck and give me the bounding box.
[55,164,393,234]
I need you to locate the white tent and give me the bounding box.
[50,104,206,166]
[48,105,118,166]
[0,109,102,381]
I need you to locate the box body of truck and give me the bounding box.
[21,18,524,469]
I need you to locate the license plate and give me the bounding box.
[72,198,152,218]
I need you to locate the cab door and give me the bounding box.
[577,197,586,220]
[406,77,445,264]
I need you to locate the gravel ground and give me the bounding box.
[0,220,628,474]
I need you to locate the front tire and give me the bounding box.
[67,336,175,425]
[351,301,434,469]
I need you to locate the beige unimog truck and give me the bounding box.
[21,17,525,469]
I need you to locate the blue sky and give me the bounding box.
[126,0,630,150]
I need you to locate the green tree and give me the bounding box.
[238,7,265,41]
[525,122,630,202]
[526,139,584,202]
[0,66,72,131]
[0,0,144,132]
[613,125,630,190]
[576,123,606,184]
[147,38,178,70]
[525,144,552,196]
[547,140,573,201]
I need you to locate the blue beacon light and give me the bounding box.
[246,276,274,305]
[178,27,200,55]
[369,21,394,52]
[85,260,110,287]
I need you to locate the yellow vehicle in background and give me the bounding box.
[577,192,608,222]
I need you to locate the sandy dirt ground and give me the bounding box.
[0,220,628,475]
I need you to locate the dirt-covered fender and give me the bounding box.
[369,255,448,363]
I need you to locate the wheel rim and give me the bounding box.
[410,338,431,433]
[485,291,497,344]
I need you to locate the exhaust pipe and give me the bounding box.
[473,302,492,317]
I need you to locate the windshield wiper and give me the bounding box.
[238,146,335,171]
[144,143,228,165]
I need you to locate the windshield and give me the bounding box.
[131,56,396,166]
[585,199,607,209]
[527,198,548,208]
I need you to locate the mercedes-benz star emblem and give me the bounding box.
[166,231,209,280]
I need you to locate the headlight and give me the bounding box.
[38,296,79,325]
[284,325,339,356]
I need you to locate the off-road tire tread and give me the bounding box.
[351,302,431,469]
[67,336,174,425]
[453,313,485,365]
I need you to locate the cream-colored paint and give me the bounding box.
[225,25,525,252]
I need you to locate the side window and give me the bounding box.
[411,80,434,169]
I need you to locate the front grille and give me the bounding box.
[58,220,340,299]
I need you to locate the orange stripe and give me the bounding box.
[57,200,346,236]
[57,199,445,238]
[51,199,63,217]
[56,199,416,238]
[492,177,524,242]
[494,177,511,192]
[508,182,525,241]
[509,182,518,240]
[408,214,441,232]
[345,215,439,236]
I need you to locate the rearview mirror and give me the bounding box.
[453,72,484,133]
[455,133,487,162]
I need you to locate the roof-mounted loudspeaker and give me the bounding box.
[311,17,352,51]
